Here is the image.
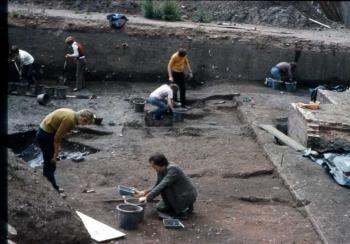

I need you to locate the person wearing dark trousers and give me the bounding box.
[9,45,37,86]
[168,48,193,109]
[64,36,87,92]
[135,153,197,219]
[36,108,95,196]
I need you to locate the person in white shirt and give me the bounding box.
[148,84,178,120]
[64,36,86,92]
[9,45,36,85]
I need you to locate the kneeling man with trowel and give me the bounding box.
[36,108,95,196]
[134,153,197,219]
[147,83,179,120]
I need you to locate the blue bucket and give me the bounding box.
[272,80,283,90]
[285,81,297,92]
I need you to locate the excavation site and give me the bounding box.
[5,1,350,243]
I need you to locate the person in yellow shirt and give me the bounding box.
[168,48,193,109]
[36,108,95,194]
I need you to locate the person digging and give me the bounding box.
[134,153,197,219]
[9,45,37,87]
[147,83,179,120]
[270,61,297,83]
[36,108,95,197]
[168,48,193,109]
[64,36,87,92]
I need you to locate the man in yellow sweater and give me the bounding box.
[36,108,95,193]
[168,48,193,109]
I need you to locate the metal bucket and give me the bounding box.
[272,80,283,90]
[172,108,187,122]
[8,82,17,93]
[124,198,146,222]
[55,86,68,99]
[37,93,51,105]
[43,86,55,97]
[116,204,143,230]
[285,82,297,92]
[132,98,146,113]
[16,83,28,95]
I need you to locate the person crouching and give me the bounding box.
[147,83,178,120]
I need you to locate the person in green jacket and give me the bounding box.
[135,153,197,218]
[36,108,95,194]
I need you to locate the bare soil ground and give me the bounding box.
[7,81,321,243]
[8,0,340,29]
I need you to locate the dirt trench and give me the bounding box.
[7,82,321,243]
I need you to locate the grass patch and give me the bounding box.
[142,0,181,21]
[192,8,212,23]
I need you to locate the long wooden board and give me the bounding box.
[259,124,306,152]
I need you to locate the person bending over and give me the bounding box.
[147,83,178,120]
[270,61,296,82]
[36,108,94,194]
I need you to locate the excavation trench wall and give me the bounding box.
[8,25,350,85]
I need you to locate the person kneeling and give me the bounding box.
[135,153,197,219]
[147,83,178,120]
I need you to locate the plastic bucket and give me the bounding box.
[37,93,51,105]
[272,80,283,90]
[133,98,146,113]
[116,204,143,230]
[124,198,146,222]
[285,82,297,92]
[55,86,68,99]
[172,108,187,122]
[43,86,55,97]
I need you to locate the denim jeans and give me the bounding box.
[36,128,59,191]
[148,96,167,120]
[270,66,281,80]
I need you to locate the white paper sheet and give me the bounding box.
[76,211,126,242]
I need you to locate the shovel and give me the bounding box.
[13,61,23,81]
[62,60,68,85]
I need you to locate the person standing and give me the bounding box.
[135,153,197,219]
[270,61,297,82]
[168,48,193,109]
[36,108,94,195]
[64,36,87,92]
[9,45,36,85]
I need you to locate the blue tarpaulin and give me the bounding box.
[107,13,128,29]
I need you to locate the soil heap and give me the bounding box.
[7,151,91,244]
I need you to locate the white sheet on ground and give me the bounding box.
[76,211,125,242]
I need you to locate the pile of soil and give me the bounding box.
[9,0,336,29]
[7,150,91,244]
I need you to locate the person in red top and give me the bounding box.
[65,36,87,92]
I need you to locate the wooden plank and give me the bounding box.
[76,211,125,242]
[259,124,306,151]
[308,18,331,28]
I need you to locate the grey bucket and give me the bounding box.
[172,108,187,122]
[16,83,28,95]
[133,98,146,113]
[285,82,297,92]
[55,86,68,99]
[116,204,143,230]
[43,86,55,97]
[272,80,283,90]
[37,93,51,105]
[124,198,146,222]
